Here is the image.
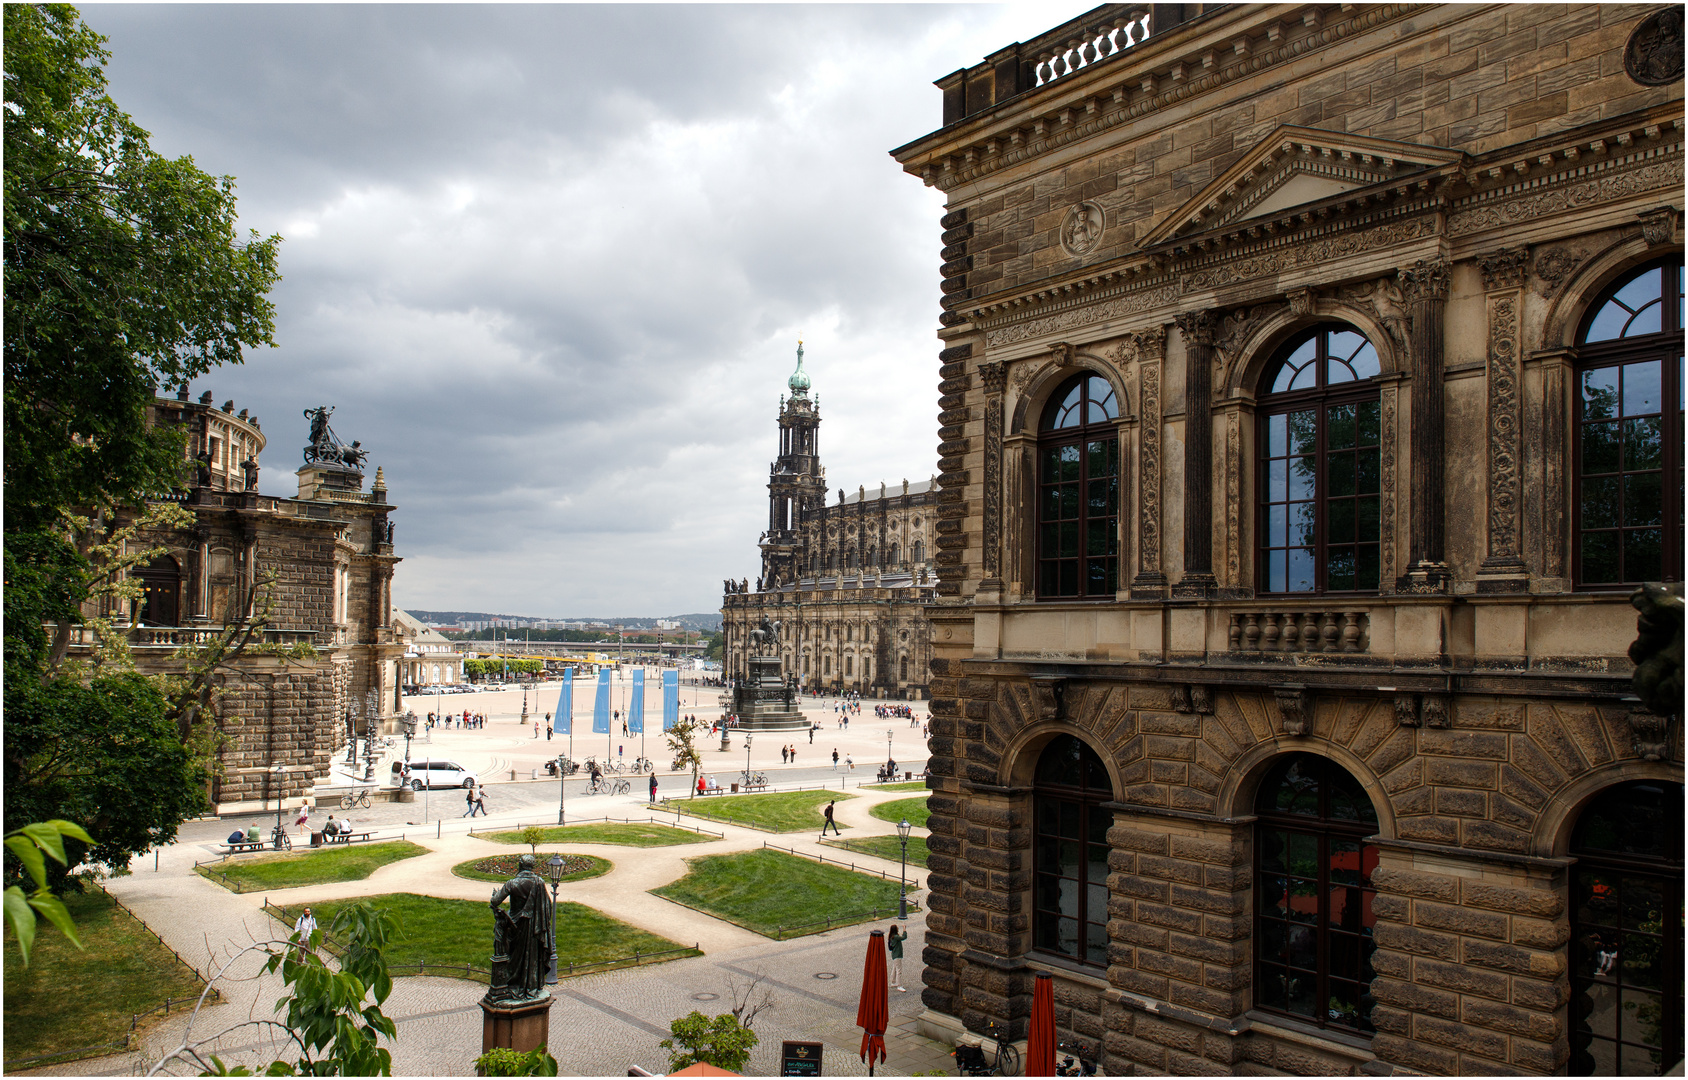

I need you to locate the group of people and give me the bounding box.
[428,710,486,730]
[831,749,855,771]
[463,783,488,817]
[778,744,800,763]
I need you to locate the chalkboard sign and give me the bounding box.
[781,1040,824,1077]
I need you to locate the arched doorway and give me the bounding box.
[1033,734,1113,966]
[135,555,180,626]
[1568,779,1684,1076]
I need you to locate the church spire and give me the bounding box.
[788,340,811,396]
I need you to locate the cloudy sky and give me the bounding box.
[86,2,1093,617]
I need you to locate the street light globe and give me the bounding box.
[546,853,566,884]
[897,817,912,841]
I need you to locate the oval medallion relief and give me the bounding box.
[1061,201,1106,257]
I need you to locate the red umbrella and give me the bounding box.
[1027,971,1056,1076]
[857,929,889,1074]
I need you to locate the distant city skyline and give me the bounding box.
[85,2,1097,615]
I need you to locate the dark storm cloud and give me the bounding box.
[81,3,1093,615]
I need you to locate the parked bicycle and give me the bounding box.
[740,770,769,787]
[271,825,293,851]
[632,756,655,773]
[339,788,372,810]
[586,776,631,796]
[953,1022,1020,1077]
[1056,1039,1097,1077]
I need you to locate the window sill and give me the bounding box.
[1024,951,1110,989]
[1243,1010,1376,1059]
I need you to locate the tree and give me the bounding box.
[3,3,281,888]
[665,714,706,796]
[659,1011,759,1074]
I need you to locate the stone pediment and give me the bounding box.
[1140,126,1465,250]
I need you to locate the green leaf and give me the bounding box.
[28,891,84,950]
[4,834,49,889]
[4,886,37,967]
[18,821,71,866]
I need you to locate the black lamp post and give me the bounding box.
[271,765,287,847]
[896,816,912,919]
[401,709,417,763]
[743,734,753,789]
[556,754,568,825]
[545,853,566,983]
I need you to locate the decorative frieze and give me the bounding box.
[1394,692,1451,728]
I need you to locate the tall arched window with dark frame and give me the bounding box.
[1037,374,1120,598]
[1257,326,1383,594]
[1574,257,1683,588]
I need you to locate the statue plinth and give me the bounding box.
[732,654,808,730]
[480,993,552,1055]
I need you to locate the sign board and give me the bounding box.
[780,1040,824,1077]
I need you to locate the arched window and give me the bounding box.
[1033,734,1113,965]
[867,546,877,568]
[890,542,901,567]
[913,540,924,564]
[1569,780,1684,1076]
[844,655,853,676]
[1255,753,1379,1034]
[1258,327,1382,593]
[823,655,831,676]
[825,552,835,573]
[135,554,181,626]
[1575,258,1684,586]
[899,655,908,681]
[1038,374,1120,598]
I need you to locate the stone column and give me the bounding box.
[1476,248,1531,593]
[1396,257,1451,593]
[1125,328,1168,598]
[1173,312,1216,597]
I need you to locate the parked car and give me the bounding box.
[397,759,478,790]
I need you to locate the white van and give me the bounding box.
[394,759,477,790]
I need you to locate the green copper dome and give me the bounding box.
[788,341,811,395]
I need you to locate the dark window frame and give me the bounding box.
[1253,753,1380,1036]
[1036,374,1121,600]
[1572,257,1684,590]
[1031,735,1113,968]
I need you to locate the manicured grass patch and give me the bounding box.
[196,841,428,892]
[653,849,905,939]
[474,823,708,847]
[452,852,610,883]
[869,797,930,830]
[672,790,853,833]
[271,893,693,981]
[824,834,930,867]
[4,888,212,1066]
[874,781,929,792]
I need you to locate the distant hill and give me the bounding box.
[404,610,722,631]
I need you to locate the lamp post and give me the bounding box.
[896,817,912,919]
[270,765,286,848]
[545,852,565,983]
[743,734,753,790]
[401,710,417,763]
[556,754,568,826]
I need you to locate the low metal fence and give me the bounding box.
[467,815,724,840]
[760,842,921,889]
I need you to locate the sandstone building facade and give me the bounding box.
[892,4,1682,1076]
[84,389,403,814]
[722,347,940,699]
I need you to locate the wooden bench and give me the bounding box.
[697,786,724,796]
[742,782,770,792]
[219,839,269,855]
[321,830,375,845]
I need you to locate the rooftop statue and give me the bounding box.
[303,406,371,471]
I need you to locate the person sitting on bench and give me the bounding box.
[228,827,247,845]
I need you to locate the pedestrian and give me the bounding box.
[832,749,840,771]
[846,754,854,771]
[821,800,841,837]
[463,785,477,817]
[294,906,318,960]
[533,720,539,739]
[781,745,789,764]
[649,773,659,803]
[474,786,488,817]
[809,724,816,744]
[294,801,310,831]
[545,712,553,740]
[888,925,906,991]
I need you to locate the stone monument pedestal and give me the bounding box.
[731,654,809,731]
[480,994,552,1055]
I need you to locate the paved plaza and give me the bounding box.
[19,685,951,1077]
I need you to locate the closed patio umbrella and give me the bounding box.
[1027,970,1056,1076]
[857,929,889,1075]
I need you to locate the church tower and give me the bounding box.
[761,342,825,588]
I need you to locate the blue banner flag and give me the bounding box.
[553,668,573,734]
[593,669,611,734]
[663,670,679,731]
[629,670,645,734]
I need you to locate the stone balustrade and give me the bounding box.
[1030,9,1152,88]
[1227,609,1370,654]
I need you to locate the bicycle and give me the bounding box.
[271,825,293,851]
[339,788,372,810]
[633,757,655,773]
[610,777,631,796]
[740,770,768,787]
[1055,1039,1096,1077]
[953,1021,1019,1077]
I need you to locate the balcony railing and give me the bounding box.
[1227,611,1370,654]
[65,625,323,649]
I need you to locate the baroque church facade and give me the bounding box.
[78,388,404,814]
[893,3,1682,1077]
[721,346,940,698]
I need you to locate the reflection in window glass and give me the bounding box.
[1040,375,1120,598]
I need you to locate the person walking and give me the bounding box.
[294,906,318,960]
[888,925,907,991]
[832,749,840,771]
[809,724,816,744]
[294,802,311,832]
[463,785,477,817]
[545,712,553,740]
[649,773,659,804]
[473,786,488,817]
[821,800,841,838]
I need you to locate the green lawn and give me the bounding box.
[4,889,213,1065]
[474,823,708,847]
[452,852,610,883]
[196,841,429,892]
[869,797,930,830]
[874,781,929,792]
[671,790,853,833]
[653,849,907,939]
[271,893,694,981]
[823,834,930,867]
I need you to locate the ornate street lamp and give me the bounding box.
[743,734,753,790]
[896,817,912,919]
[400,710,417,763]
[556,754,568,826]
[271,764,287,848]
[545,853,566,983]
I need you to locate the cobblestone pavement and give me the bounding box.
[26,759,949,1077]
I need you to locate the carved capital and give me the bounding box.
[1399,257,1451,302]
[1170,684,1192,713]
[1031,676,1065,722]
[1394,694,1420,727]
[1274,686,1310,736]
[1478,247,1529,291]
[1117,326,1166,365]
[1639,207,1679,247]
[1188,684,1214,715]
[1174,310,1217,348]
[1287,287,1317,317]
[1420,694,1451,729]
[979,361,1008,395]
[1050,342,1074,366]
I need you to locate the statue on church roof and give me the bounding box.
[788,340,811,397]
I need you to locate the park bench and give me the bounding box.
[742,782,770,792]
[698,786,724,796]
[218,838,270,855]
[319,830,375,845]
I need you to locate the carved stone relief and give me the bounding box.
[979,361,1008,395]
[1398,257,1451,302]
[1120,328,1166,585]
[1032,677,1066,722]
[1214,302,1288,391]
[1188,685,1214,715]
[1339,277,1409,353]
[1625,8,1685,86]
[1449,159,1685,237]
[1380,383,1398,587]
[984,396,1003,579]
[1287,287,1317,317]
[1060,202,1106,257]
[1420,695,1450,729]
[1394,694,1420,727]
[1224,411,1241,587]
[1477,247,1529,292]
[1639,207,1680,247]
[1626,706,1671,761]
[1532,245,1587,297]
[1487,294,1522,559]
[1274,687,1310,736]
